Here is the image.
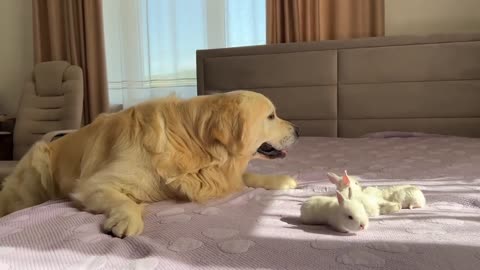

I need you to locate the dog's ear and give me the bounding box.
[204,94,249,153]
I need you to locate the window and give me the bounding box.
[103,0,266,108]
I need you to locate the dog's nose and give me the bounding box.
[294,126,300,137]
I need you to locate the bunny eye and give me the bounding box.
[348,215,353,220]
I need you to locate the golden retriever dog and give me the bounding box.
[0,90,299,237]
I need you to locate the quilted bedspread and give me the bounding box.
[1,135,480,270]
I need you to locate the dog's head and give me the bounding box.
[202,90,299,159]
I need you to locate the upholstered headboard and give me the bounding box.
[196,33,480,137]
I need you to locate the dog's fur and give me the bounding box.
[0,90,298,237]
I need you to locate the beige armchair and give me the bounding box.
[0,61,83,180]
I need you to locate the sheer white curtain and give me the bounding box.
[103,0,266,108]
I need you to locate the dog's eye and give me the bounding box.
[348,215,353,220]
[268,113,275,120]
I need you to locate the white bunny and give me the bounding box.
[327,171,381,217]
[363,185,426,209]
[327,171,363,193]
[300,187,369,233]
[327,171,401,216]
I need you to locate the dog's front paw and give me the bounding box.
[243,173,298,190]
[277,175,298,190]
[267,175,298,190]
[104,208,144,238]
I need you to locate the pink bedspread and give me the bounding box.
[1,136,480,269]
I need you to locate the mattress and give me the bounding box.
[1,135,480,270]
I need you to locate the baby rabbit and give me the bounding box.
[300,187,369,233]
[327,171,381,217]
[328,171,402,215]
[363,185,426,209]
[327,171,362,193]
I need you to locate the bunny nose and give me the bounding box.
[360,224,365,230]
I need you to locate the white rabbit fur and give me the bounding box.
[300,187,369,233]
[327,172,381,217]
[363,185,426,209]
[327,171,402,215]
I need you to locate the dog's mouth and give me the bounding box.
[256,142,286,159]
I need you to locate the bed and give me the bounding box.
[2,34,480,269]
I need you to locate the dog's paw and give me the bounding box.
[103,208,144,238]
[243,173,298,190]
[267,175,298,190]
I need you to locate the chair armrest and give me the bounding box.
[0,131,13,160]
[0,115,15,122]
[42,129,77,142]
[0,115,15,133]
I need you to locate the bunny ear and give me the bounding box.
[327,172,340,184]
[336,190,346,205]
[342,170,351,186]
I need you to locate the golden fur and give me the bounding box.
[0,90,298,237]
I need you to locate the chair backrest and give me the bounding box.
[13,61,83,159]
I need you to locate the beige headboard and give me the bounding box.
[196,33,480,137]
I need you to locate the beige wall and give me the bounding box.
[0,0,33,116]
[386,0,480,36]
